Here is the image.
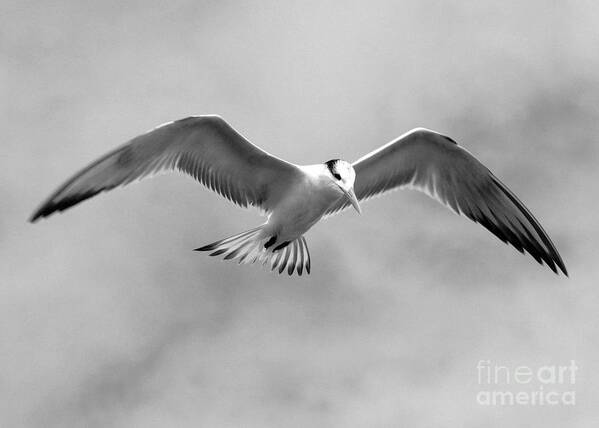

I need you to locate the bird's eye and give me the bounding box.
[333,173,341,180]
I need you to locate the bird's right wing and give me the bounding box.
[30,116,301,221]
[327,128,567,275]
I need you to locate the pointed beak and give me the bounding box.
[343,187,362,214]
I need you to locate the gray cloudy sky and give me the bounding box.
[2,0,598,427]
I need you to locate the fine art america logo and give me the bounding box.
[476,360,578,406]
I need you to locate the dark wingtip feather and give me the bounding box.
[29,211,42,223]
[195,243,217,251]
[29,202,61,223]
[29,190,103,223]
[488,175,568,276]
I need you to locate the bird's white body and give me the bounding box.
[264,164,343,242]
[30,115,567,276]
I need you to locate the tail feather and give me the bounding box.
[195,227,261,252]
[279,246,291,274]
[297,240,304,276]
[288,241,298,275]
[195,227,311,275]
[271,249,284,271]
[299,236,311,274]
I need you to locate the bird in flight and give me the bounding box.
[30,115,567,276]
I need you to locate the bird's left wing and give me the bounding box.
[30,115,301,221]
[327,128,567,275]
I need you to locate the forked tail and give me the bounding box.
[194,226,311,276]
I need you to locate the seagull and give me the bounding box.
[30,115,567,276]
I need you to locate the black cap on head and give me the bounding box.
[325,159,340,173]
[325,159,342,180]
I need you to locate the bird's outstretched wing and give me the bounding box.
[30,115,301,221]
[327,128,567,275]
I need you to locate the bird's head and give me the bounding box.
[325,159,361,214]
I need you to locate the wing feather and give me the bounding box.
[328,128,567,275]
[30,115,300,221]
